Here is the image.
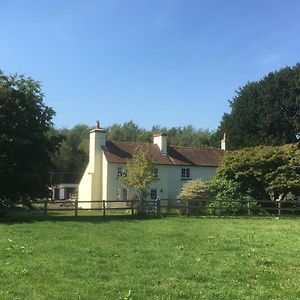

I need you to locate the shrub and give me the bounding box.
[177,179,209,214]
[207,178,259,215]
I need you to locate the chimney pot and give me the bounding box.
[96,120,100,129]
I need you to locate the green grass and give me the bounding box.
[1,213,300,299]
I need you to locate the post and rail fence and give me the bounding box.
[2,198,300,218]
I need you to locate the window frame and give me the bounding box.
[181,168,191,179]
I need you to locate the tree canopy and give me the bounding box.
[107,121,217,147]
[216,144,300,201]
[120,146,155,201]
[51,124,90,183]
[0,71,62,208]
[217,64,300,150]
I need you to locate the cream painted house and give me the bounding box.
[78,122,225,208]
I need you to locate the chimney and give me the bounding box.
[221,133,226,151]
[89,121,107,165]
[153,132,168,155]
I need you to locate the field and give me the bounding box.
[0,213,300,299]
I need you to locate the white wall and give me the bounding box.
[166,165,217,202]
[78,166,92,208]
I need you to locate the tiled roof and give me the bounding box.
[103,141,224,167]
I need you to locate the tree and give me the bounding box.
[106,121,216,147]
[217,64,300,150]
[51,124,90,183]
[120,146,155,212]
[0,71,62,208]
[216,144,300,201]
[107,121,151,143]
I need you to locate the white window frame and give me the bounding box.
[181,168,190,179]
[117,166,126,177]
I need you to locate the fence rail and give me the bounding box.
[2,199,300,217]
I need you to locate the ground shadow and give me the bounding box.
[0,209,161,225]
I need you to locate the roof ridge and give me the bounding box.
[170,144,220,150]
[109,140,151,145]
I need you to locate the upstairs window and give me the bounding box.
[154,168,159,179]
[117,167,126,177]
[181,168,190,179]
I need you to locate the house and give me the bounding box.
[78,121,225,208]
[51,183,78,201]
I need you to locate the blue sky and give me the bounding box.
[1,0,300,130]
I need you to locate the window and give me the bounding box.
[117,166,126,177]
[154,168,159,179]
[150,189,157,200]
[117,188,127,200]
[181,168,190,179]
[122,189,128,201]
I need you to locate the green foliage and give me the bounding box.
[177,179,209,214]
[177,179,209,203]
[0,71,62,208]
[107,120,216,147]
[51,124,90,183]
[216,144,300,201]
[107,121,151,143]
[217,63,300,150]
[120,146,155,200]
[207,178,257,215]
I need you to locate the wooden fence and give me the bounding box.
[2,199,300,217]
[41,199,160,217]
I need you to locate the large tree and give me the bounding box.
[216,144,300,201]
[0,71,61,208]
[51,124,90,183]
[217,64,300,150]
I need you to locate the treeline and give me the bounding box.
[51,122,218,183]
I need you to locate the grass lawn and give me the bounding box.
[0,213,300,299]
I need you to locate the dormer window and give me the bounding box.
[181,168,190,179]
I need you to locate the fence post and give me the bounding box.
[157,198,161,216]
[277,201,281,217]
[247,201,251,217]
[102,200,106,216]
[43,200,48,216]
[74,197,78,217]
[187,200,190,216]
[131,200,134,215]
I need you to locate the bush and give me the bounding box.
[177,179,209,214]
[207,178,259,215]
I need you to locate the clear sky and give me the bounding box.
[1,0,300,130]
